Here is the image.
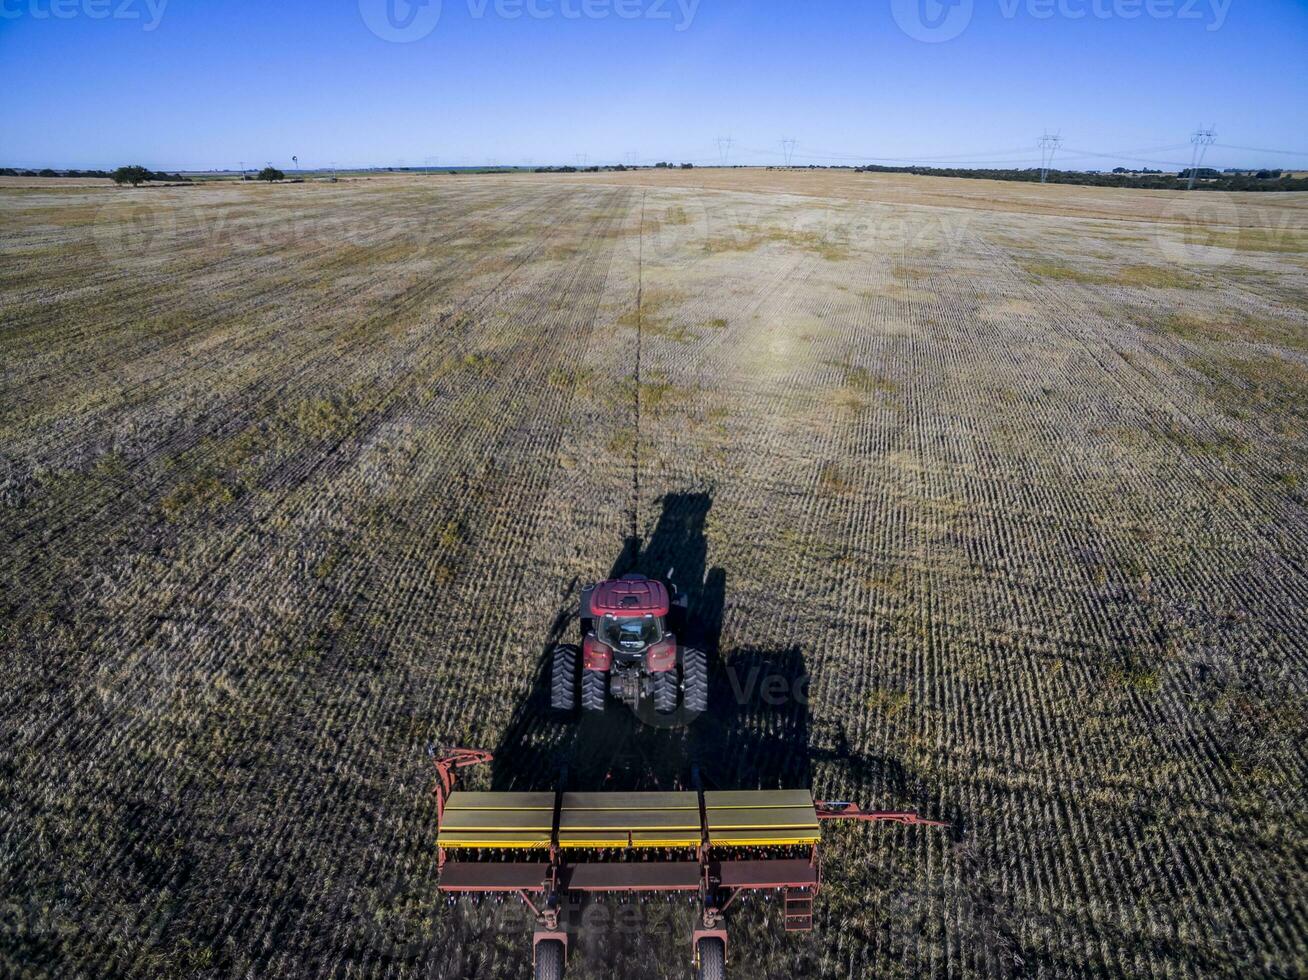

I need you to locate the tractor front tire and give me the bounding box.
[652,668,678,715]
[550,645,579,712]
[581,669,607,713]
[696,937,725,980]
[681,647,708,715]
[535,939,565,980]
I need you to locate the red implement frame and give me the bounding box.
[431,747,494,823]
[816,801,950,828]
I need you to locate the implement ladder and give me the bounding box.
[784,888,814,932]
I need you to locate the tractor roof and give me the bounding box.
[591,575,670,617]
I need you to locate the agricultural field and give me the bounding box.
[1,169,1306,979]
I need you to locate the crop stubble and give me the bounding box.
[1,171,1305,978]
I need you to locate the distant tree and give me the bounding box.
[257,166,285,183]
[681,163,694,169]
[38,168,59,178]
[111,165,151,186]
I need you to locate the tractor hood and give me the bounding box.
[589,576,670,617]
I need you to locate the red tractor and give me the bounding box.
[550,574,709,718]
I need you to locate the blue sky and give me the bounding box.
[1,0,1305,170]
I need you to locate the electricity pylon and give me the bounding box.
[1038,133,1063,183]
[716,136,734,167]
[1187,127,1217,190]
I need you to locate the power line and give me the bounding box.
[1062,147,1194,168]
[1214,142,1308,158]
[740,143,1045,163]
[671,138,1265,170]
[1060,143,1190,160]
[357,135,1301,176]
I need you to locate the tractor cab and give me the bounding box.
[597,613,663,655]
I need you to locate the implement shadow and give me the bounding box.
[691,645,811,792]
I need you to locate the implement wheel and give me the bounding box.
[535,939,565,980]
[696,937,725,980]
[581,669,607,713]
[681,647,708,715]
[550,645,579,712]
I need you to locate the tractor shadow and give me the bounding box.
[489,491,811,795]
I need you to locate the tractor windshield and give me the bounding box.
[598,615,662,653]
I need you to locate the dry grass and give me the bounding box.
[1,171,1304,980]
[705,225,850,261]
[1023,259,1197,289]
[1154,310,1307,350]
[1179,226,1308,255]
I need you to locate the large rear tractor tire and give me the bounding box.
[681,647,708,715]
[696,937,725,980]
[535,939,565,980]
[550,645,579,712]
[581,669,607,713]
[652,668,679,715]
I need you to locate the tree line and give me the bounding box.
[854,164,1308,192]
[0,166,193,183]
